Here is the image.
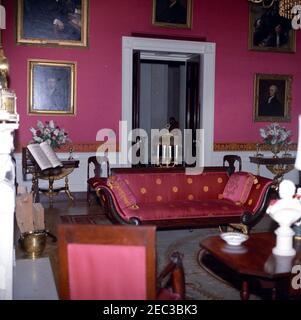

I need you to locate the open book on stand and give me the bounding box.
[27,141,63,171]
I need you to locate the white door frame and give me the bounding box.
[122,36,216,165]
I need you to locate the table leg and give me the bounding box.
[48,177,54,204]
[64,175,74,201]
[32,173,40,203]
[241,280,250,300]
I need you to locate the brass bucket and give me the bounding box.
[19,230,47,259]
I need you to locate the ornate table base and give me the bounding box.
[266,163,295,185]
[250,156,296,187]
[37,168,75,203]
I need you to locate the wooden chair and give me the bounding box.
[87,155,110,205]
[223,154,242,175]
[58,224,185,300]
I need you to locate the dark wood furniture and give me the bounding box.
[200,232,301,300]
[58,224,185,300]
[22,147,79,203]
[249,156,295,185]
[223,154,242,175]
[87,155,109,205]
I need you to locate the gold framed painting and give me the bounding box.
[17,0,89,48]
[152,0,193,29]
[253,73,292,122]
[248,2,296,53]
[28,60,76,116]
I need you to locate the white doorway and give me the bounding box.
[122,36,216,165]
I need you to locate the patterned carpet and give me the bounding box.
[60,213,275,300]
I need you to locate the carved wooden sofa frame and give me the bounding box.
[89,167,274,234]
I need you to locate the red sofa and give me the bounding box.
[89,167,273,231]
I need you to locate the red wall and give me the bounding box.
[3,0,301,146]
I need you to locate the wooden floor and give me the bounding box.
[15,191,105,294]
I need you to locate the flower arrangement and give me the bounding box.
[259,123,292,146]
[30,120,70,149]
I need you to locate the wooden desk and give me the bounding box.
[249,156,295,185]
[200,233,301,300]
[22,148,79,203]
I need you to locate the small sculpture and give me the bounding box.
[266,180,301,256]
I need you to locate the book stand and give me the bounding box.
[22,148,79,203]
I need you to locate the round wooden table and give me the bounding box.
[199,232,301,300]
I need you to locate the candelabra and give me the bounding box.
[155,143,181,167]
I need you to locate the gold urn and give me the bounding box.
[19,230,47,259]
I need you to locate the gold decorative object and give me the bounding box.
[271,144,281,158]
[0,88,18,123]
[19,230,47,259]
[68,147,74,160]
[0,48,8,89]
[37,167,76,203]
[279,0,301,18]
[248,0,301,18]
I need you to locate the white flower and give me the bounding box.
[37,120,44,129]
[49,120,55,129]
[260,123,292,146]
[260,128,267,139]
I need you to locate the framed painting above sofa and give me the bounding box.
[17,0,89,48]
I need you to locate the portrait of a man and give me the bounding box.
[17,0,88,47]
[29,60,76,115]
[249,2,295,52]
[254,74,292,122]
[153,0,192,28]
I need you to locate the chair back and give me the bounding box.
[58,224,156,300]
[223,154,242,175]
[87,155,110,179]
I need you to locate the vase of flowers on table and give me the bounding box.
[259,123,292,158]
[29,120,70,149]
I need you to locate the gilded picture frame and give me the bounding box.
[17,0,89,48]
[248,2,296,53]
[253,73,292,122]
[28,60,76,116]
[152,0,193,29]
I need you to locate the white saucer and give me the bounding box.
[220,232,249,246]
